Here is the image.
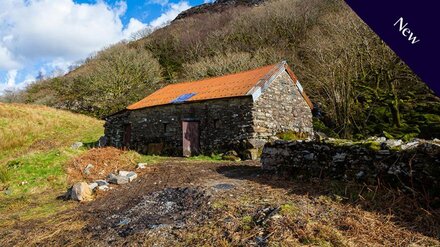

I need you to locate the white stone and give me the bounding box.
[127,172,138,182]
[88,182,98,190]
[98,185,109,191]
[137,163,147,169]
[118,170,131,177]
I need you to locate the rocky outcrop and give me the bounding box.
[261,139,440,198]
[174,0,265,21]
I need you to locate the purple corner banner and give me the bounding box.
[344,0,440,96]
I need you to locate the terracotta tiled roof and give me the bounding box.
[127,61,313,110]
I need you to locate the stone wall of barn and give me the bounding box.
[105,97,255,156]
[104,110,130,148]
[250,70,313,147]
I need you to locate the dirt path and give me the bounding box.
[2,159,439,246]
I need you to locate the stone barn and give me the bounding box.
[104,61,313,158]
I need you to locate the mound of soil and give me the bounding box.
[66,147,135,183]
[87,187,210,237]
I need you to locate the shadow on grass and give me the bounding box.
[216,164,440,239]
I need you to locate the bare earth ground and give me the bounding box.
[1,159,439,246]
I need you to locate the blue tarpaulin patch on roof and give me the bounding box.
[171,93,196,103]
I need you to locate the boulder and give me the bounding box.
[108,173,129,185]
[71,142,83,149]
[70,182,93,201]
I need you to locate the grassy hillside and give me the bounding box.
[0,103,103,162]
[0,103,103,222]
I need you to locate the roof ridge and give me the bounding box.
[162,62,281,88]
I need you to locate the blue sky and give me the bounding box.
[0,0,210,93]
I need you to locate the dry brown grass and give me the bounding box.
[0,103,103,162]
[66,147,138,183]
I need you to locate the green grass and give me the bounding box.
[280,203,299,218]
[0,148,84,222]
[276,130,309,141]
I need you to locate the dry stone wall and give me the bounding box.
[261,140,440,198]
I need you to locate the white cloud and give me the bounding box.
[0,0,192,93]
[114,1,128,16]
[0,46,20,70]
[6,70,17,87]
[123,18,148,39]
[0,0,146,71]
[148,0,169,6]
[149,1,191,28]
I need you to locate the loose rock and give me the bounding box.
[126,172,138,182]
[71,142,83,149]
[118,171,131,177]
[88,182,98,190]
[70,182,93,201]
[95,180,109,186]
[108,174,129,185]
[137,163,147,169]
[98,185,110,191]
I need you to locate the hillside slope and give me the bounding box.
[0,103,103,163]
[0,103,103,222]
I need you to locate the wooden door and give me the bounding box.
[182,121,200,157]
[123,123,131,148]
